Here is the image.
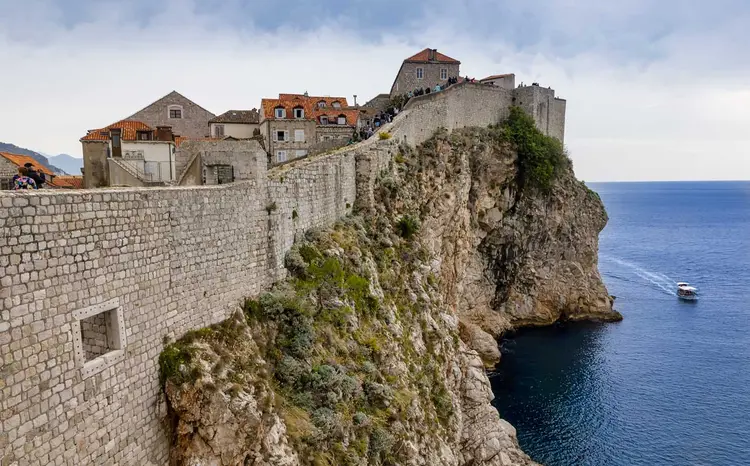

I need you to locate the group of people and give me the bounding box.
[359,109,396,140]
[11,163,46,190]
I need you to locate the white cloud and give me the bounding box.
[0,1,748,181]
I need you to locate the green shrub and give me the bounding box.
[378,132,392,140]
[498,106,569,191]
[394,153,406,164]
[396,215,420,240]
[158,344,193,384]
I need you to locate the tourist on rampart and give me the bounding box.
[12,167,36,190]
[23,162,45,188]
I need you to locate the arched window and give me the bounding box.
[337,114,347,125]
[274,106,286,119]
[320,116,329,125]
[317,100,326,108]
[293,106,305,119]
[332,101,341,109]
[168,105,183,119]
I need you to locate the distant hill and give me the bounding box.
[0,142,67,174]
[47,154,83,175]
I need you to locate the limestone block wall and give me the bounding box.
[393,82,513,147]
[512,84,566,143]
[0,82,565,466]
[0,145,361,465]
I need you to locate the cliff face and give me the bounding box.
[374,127,621,365]
[160,122,619,465]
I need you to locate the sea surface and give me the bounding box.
[490,181,750,466]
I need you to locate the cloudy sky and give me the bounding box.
[1,0,748,181]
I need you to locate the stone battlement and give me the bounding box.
[0,82,559,465]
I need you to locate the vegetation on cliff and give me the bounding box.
[160,215,466,465]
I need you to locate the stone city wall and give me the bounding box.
[0,82,562,465]
[0,144,362,465]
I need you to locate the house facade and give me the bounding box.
[126,91,215,139]
[390,48,461,97]
[260,94,359,165]
[81,120,177,188]
[209,109,261,139]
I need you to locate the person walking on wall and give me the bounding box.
[12,167,37,190]
[23,163,45,188]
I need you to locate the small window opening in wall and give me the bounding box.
[293,106,304,119]
[72,298,126,379]
[169,106,183,119]
[440,68,448,80]
[416,67,424,80]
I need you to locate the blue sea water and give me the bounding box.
[490,181,750,466]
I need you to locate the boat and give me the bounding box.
[677,282,698,301]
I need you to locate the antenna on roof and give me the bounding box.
[304,91,309,97]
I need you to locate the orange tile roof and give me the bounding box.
[313,108,360,127]
[262,94,351,120]
[49,176,84,189]
[404,48,460,64]
[80,119,155,142]
[0,152,55,176]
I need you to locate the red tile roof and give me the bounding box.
[0,152,55,176]
[404,48,460,64]
[313,108,360,127]
[262,94,352,121]
[49,176,84,189]
[80,119,155,142]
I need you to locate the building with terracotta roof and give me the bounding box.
[0,151,83,190]
[260,93,360,165]
[80,119,177,188]
[390,48,461,97]
[208,109,261,139]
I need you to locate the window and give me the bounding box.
[110,130,121,148]
[168,105,183,119]
[441,68,448,80]
[137,131,151,141]
[274,130,287,142]
[276,150,287,163]
[295,150,308,158]
[214,125,225,137]
[416,67,424,80]
[337,115,346,125]
[317,100,326,108]
[395,82,399,92]
[320,116,329,125]
[72,298,126,379]
[275,107,286,119]
[294,129,305,142]
[216,164,234,184]
[332,101,341,109]
[293,107,305,119]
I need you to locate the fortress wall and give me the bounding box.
[0,147,359,465]
[0,82,566,466]
[393,82,514,146]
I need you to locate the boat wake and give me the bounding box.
[600,255,677,296]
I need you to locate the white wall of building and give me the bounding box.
[209,122,258,139]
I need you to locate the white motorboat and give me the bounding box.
[677,282,698,301]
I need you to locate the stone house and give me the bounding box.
[480,74,516,90]
[0,151,82,189]
[174,139,266,186]
[126,90,215,139]
[390,48,461,97]
[80,120,177,188]
[260,94,360,165]
[209,109,261,139]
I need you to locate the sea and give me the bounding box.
[490,181,750,466]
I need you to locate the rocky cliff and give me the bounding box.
[159,111,620,465]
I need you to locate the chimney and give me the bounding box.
[155,126,174,142]
[429,49,437,61]
[353,95,358,107]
